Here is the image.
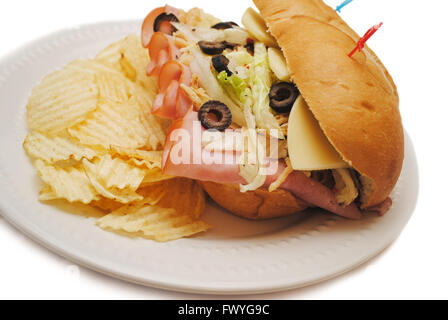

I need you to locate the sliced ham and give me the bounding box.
[146,32,180,77]
[153,80,179,119]
[161,109,362,219]
[279,171,362,219]
[143,6,194,121]
[152,60,192,120]
[163,109,245,184]
[141,5,179,47]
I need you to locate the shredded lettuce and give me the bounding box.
[217,71,251,104]
[215,43,284,139]
[226,50,254,69]
[248,42,284,139]
[190,48,245,126]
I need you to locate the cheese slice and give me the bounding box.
[288,97,349,171]
[242,8,278,48]
[268,48,290,81]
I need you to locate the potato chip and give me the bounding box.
[82,157,144,204]
[96,73,131,103]
[140,168,175,186]
[82,155,145,191]
[67,59,121,76]
[35,160,98,204]
[111,146,163,168]
[24,131,97,164]
[157,179,206,220]
[128,85,167,150]
[91,197,124,213]
[95,34,156,94]
[27,66,99,134]
[96,178,208,241]
[68,99,149,150]
[96,73,165,150]
[140,108,167,151]
[84,170,143,204]
[25,33,211,242]
[130,158,161,170]
[137,182,168,205]
[95,38,125,69]
[38,185,59,201]
[96,205,210,242]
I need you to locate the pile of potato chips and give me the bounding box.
[23,35,210,242]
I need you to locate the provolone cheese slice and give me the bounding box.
[242,8,278,48]
[268,48,290,81]
[288,97,349,171]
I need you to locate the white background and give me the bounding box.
[0,0,446,300]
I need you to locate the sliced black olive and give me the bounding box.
[198,101,233,131]
[244,40,255,56]
[269,82,300,114]
[212,21,239,30]
[198,41,227,55]
[153,13,179,35]
[212,55,232,76]
[223,41,238,50]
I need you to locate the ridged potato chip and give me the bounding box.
[95,38,125,69]
[137,182,169,205]
[67,59,121,76]
[95,72,165,150]
[24,131,97,164]
[25,34,209,242]
[91,197,124,213]
[27,66,99,134]
[83,169,143,204]
[111,146,163,168]
[38,185,59,201]
[157,179,206,220]
[138,179,206,217]
[140,168,175,186]
[96,73,131,103]
[35,160,99,204]
[97,205,209,242]
[129,85,167,150]
[139,107,167,151]
[97,179,209,241]
[83,155,146,191]
[95,34,157,94]
[68,99,149,150]
[82,157,144,204]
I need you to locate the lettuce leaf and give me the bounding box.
[190,48,246,126]
[217,71,251,104]
[247,42,284,139]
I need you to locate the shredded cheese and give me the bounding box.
[333,169,359,206]
[180,83,211,109]
[268,158,293,192]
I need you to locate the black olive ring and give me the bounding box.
[198,41,237,56]
[212,55,232,76]
[269,82,300,114]
[153,13,179,35]
[212,21,239,30]
[198,101,233,132]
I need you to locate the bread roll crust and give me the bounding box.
[201,182,308,220]
[253,0,404,208]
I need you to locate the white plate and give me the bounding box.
[0,21,419,295]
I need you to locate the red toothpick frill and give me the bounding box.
[349,22,383,57]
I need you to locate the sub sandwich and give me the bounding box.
[140,0,404,220]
